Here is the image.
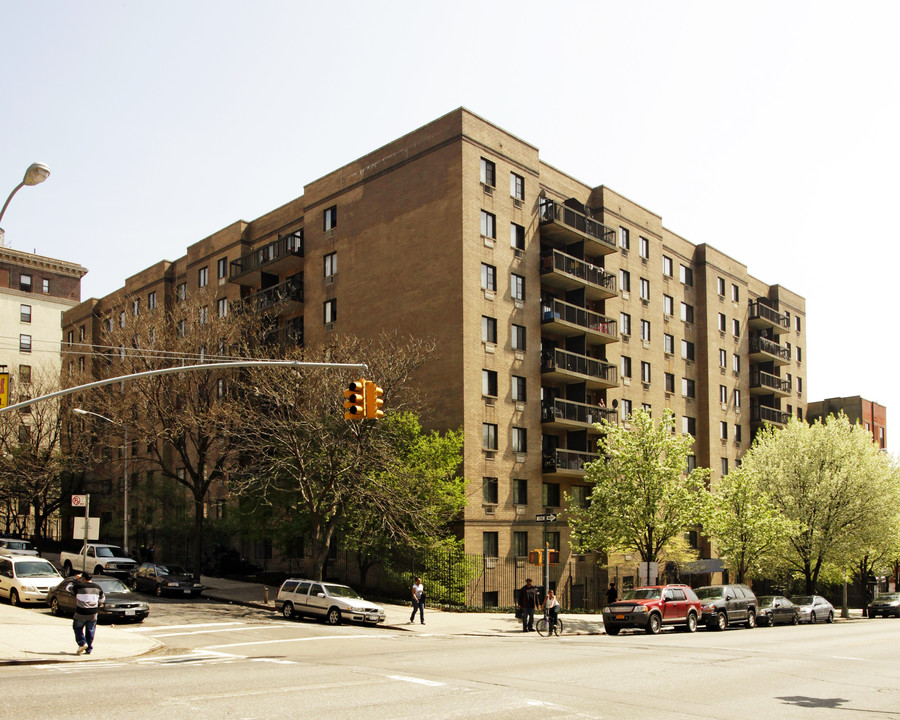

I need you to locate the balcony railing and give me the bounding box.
[540,249,616,300]
[541,348,618,389]
[247,275,304,311]
[541,398,617,427]
[749,370,791,395]
[749,336,791,365]
[748,300,789,334]
[230,231,304,281]
[542,448,600,474]
[751,405,790,426]
[262,316,304,347]
[541,299,618,343]
[538,198,616,252]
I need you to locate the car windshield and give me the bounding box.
[792,596,813,605]
[158,565,188,576]
[695,587,725,600]
[323,584,361,599]
[94,546,121,558]
[622,588,662,600]
[876,593,900,601]
[93,577,129,593]
[15,560,59,578]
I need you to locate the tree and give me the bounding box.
[705,464,795,583]
[568,408,710,563]
[741,414,900,593]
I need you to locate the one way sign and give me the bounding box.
[536,513,558,523]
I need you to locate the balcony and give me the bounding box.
[540,249,617,301]
[749,337,791,366]
[748,300,789,335]
[541,398,617,431]
[542,448,600,476]
[539,198,616,254]
[540,348,618,390]
[541,299,618,345]
[751,404,790,427]
[262,316,304,348]
[229,231,304,287]
[245,274,304,313]
[749,370,791,397]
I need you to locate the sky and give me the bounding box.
[2,1,898,439]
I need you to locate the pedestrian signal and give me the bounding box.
[343,380,366,420]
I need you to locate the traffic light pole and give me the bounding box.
[543,506,550,597]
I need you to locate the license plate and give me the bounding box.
[615,614,625,620]
[125,610,135,616]
[184,589,191,594]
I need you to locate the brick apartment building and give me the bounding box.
[62,108,807,585]
[808,396,886,450]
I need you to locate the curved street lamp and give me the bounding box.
[0,162,51,230]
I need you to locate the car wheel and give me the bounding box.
[155,585,163,597]
[746,611,757,629]
[130,579,139,591]
[93,566,104,577]
[826,610,834,624]
[686,612,698,633]
[715,611,727,631]
[325,607,342,626]
[791,612,799,625]
[50,597,61,616]
[646,613,662,635]
[63,562,73,577]
[9,589,20,606]
[282,602,294,619]
[810,611,817,624]
[605,626,620,636]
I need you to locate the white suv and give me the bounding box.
[0,554,63,606]
[275,579,386,625]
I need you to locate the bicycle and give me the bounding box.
[535,612,564,636]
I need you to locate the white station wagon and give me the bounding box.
[275,578,386,625]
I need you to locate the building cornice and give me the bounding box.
[0,247,88,278]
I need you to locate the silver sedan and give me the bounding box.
[791,595,835,623]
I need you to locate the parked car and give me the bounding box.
[695,584,758,630]
[129,562,203,597]
[0,554,63,605]
[275,579,386,625]
[60,543,137,579]
[48,575,149,623]
[756,595,799,626]
[791,595,835,623]
[602,584,702,635]
[868,592,900,618]
[0,537,39,556]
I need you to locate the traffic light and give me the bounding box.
[548,549,560,565]
[0,371,8,409]
[529,550,543,565]
[365,381,384,419]
[343,380,366,420]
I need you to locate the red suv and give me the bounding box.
[603,584,702,635]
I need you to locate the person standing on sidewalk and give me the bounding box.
[410,576,425,624]
[72,572,104,655]
[518,578,540,632]
[606,581,618,605]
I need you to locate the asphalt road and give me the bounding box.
[7,598,900,719]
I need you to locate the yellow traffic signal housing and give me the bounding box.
[343,379,366,420]
[548,549,560,565]
[365,381,384,419]
[529,549,543,565]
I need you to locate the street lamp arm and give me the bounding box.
[0,180,25,228]
[0,163,51,228]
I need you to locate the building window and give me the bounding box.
[639,236,650,259]
[483,477,499,504]
[482,369,498,397]
[79,325,86,342]
[67,330,74,346]
[619,227,630,251]
[511,324,526,351]
[481,210,496,238]
[642,403,652,415]
[664,333,674,354]
[119,310,126,327]
[323,205,337,231]
[797,377,803,394]
[621,355,632,379]
[132,298,140,316]
[176,283,186,302]
[686,455,697,472]
[513,478,527,505]
[217,257,228,279]
[42,278,50,294]
[665,372,675,393]
[641,361,651,383]
[510,172,524,200]
[682,378,696,398]
[323,299,337,324]
[511,375,526,402]
[512,427,527,453]
[619,270,631,293]
[663,255,673,277]
[640,277,650,301]
[717,277,725,296]
[148,291,156,310]
[732,284,740,302]
[324,252,337,278]
[20,304,31,323]
[718,313,727,332]
[197,267,208,288]
[481,263,496,291]
[176,319,186,337]
[796,316,802,332]
[683,416,696,436]
[482,316,497,344]
[733,319,740,337]
[734,389,741,408]
[511,273,525,301]
[733,354,740,373]
[721,458,729,475]
[681,340,695,361]
[480,158,496,187]
[199,306,208,325]
[621,398,633,421]
[640,319,651,341]
[513,531,529,557]
[217,378,227,398]
[543,482,561,507]
[719,349,727,368]
[18,365,31,384]
[620,312,631,336]
[720,421,729,440]
[482,532,499,558]
[797,346,802,363]
[482,423,498,450]
[510,223,525,250]
[571,485,590,509]
[663,295,674,316]
[719,385,728,403]
[681,302,694,324]
[797,407,803,420]
[19,334,31,353]
[679,264,693,286]
[735,424,742,443]
[217,298,228,318]
[19,274,32,292]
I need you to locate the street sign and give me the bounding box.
[71,494,88,507]
[73,517,99,541]
[535,513,558,523]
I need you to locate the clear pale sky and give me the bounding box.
[2,1,897,442]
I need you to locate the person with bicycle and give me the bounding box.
[543,589,560,633]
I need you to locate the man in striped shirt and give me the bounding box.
[72,572,105,655]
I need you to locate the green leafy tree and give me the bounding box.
[568,408,710,562]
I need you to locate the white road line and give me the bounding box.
[388,675,445,687]
[831,655,867,661]
[127,622,245,632]
[150,625,277,638]
[205,634,381,650]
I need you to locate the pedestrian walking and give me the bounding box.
[518,578,540,632]
[72,572,104,655]
[410,576,425,624]
[606,581,618,605]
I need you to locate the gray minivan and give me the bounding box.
[695,584,758,630]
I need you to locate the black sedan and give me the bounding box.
[868,592,900,618]
[756,595,799,626]
[129,562,203,597]
[48,576,149,623]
